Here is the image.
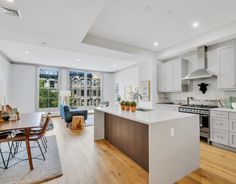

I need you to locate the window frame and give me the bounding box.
[68,70,102,109]
[36,67,60,112]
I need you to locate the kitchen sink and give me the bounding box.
[136,108,154,112]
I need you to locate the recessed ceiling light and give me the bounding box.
[24,51,29,55]
[154,42,159,46]
[76,58,80,62]
[6,0,14,3]
[192,22,199,28]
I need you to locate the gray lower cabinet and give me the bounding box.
[211,117,228,131]
[211,110,236,150]
[211,129,229,145]
[229,132,236,148]
[229,119,236,133]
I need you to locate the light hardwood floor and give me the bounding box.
[44,118,236,184]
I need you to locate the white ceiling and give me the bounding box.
[0,40,136,72]
[0,0,106,43]
[1,0,236,71]
[0,0,144,72]
[88,0,236,51]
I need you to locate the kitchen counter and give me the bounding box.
[156,103,180,107]
[156,103,181,111]
[95,106,194,125]
[94,106,200,184]
[211,108,236,112]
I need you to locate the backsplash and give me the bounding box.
[161,78,236,105]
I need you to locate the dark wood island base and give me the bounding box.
[105,113,149,171]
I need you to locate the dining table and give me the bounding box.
[0,112,45,170]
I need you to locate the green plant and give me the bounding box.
[130,101,137,107]
[120,101,125,105]
[124,101,130,106]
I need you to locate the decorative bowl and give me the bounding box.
[2,113,10,121]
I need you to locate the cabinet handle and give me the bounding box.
[216,122,224,126]
[216,113,225,117]
[217,135,224,139]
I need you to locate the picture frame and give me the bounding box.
[139,80,150,101]
[124,85,132,100]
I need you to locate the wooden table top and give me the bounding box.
[0,112,45,131]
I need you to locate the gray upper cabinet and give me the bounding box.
[158,64,167,92]
[217,42,236,89]
[165,62,174,91]
[158,59,188,92]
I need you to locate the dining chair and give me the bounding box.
[14,113,51,161]
[0,133,9,169]
[30,113,51,152]
[15,113,51,153]
[0,132,25,169]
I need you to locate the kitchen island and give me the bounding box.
[94,106,200,184]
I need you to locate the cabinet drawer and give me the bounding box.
[211,118,228,131]
[211,129,229,145]
[229,132,236,148]
[210,111,228,119]
[229,119,236,133]
[229,112,236,120]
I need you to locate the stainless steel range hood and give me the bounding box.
[182,46,216,80]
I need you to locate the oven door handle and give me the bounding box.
[199,115,203,127]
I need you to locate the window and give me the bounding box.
[38,68,59,109]
[87,72,101,107]
[69,70,101,108]
[69,71,85,107]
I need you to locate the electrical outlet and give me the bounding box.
[170,128,175,137]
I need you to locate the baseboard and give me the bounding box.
[212,142,236,152]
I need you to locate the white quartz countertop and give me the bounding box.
[156,103,180,107]
[95,106,197,125]
[211,108,236,112]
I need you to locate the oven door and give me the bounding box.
[200,114,210,138]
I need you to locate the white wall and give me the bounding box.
[9,64,115,113]
[60,68,68,90]
[10,64,36,113]
[0,55,11,106]
[114,59,159,109]
[138,59,158,108]
[114,65,139,100]
[102,73,115,105]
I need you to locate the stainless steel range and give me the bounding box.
[179,104,218,143]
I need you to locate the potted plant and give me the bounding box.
[130,101,137,112]
[120,101,125,110]
[125,101,130,111]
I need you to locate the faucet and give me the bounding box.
[187,97,193,105]
[133,92,142,103]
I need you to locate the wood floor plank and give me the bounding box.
[44,118,236,184]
